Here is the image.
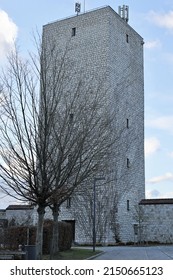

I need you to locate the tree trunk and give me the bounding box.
[50,204,60,259]
[36,206,45,259]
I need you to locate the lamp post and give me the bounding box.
[93,177,105,252]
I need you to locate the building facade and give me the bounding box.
[139,199,173,243]
[42,6,145,244]
[1,7,173,246]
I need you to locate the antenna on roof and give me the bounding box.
[75,2,81,15]
[84,0,85,13]
[118,5,129,23]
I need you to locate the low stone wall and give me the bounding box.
[140,199,173,243]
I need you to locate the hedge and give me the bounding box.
[3,220,72,253]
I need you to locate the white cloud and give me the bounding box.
[146,189,173,199]
[146,189,161,198]
[149,10,173,30]
[144,137,160,157]
[145,39,161,49]
[146,172,173,184]
[146,115,173,134]
[0,10,18,60]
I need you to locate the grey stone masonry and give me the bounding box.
[139,199,173,243]
[43,6,145,244]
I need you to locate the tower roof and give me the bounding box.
[6,205,34,210]
[43,5,143,40]
[139,198,173,205]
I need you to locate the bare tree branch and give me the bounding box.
[0,36,115,258]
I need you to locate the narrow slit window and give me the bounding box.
[72,27,76,37]
[67,197,71,208]
[127,158,130,168]
[134,224,138,235]
[126,34,129,43]
[69,113,74,124]
[68,154,72,164]
[127,118,129,128]
[127,200,130,211]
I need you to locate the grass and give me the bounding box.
[43,248,102,260]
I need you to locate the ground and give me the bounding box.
[92,245,173,260]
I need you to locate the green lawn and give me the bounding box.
[43,248,102,260]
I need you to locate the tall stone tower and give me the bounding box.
[43,6,145,244]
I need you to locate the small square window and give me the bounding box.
[72,27,76,37]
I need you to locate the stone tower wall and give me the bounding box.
[43,6,145,244]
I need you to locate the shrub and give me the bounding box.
[58,221,72,251]
[43,220,73,253]
[3,220,73,253]
[4,226,35,249]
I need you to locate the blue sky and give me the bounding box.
[0,0,173,207]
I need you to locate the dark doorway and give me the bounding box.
[63,220,75,242]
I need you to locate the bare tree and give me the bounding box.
[70,173,118,245]
[0,49,56,259]
[71,113,144,246]
[0,39,114,259]
[38,37,116,258]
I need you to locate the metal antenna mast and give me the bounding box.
[84,0,85,13]
[118,5,129,23]
[75,2,81,15]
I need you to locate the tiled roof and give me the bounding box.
[139,198,173,205]
[6,205,34,210]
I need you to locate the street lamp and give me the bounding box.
[93,177,105,252]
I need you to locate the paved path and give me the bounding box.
[92,246,173,260]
